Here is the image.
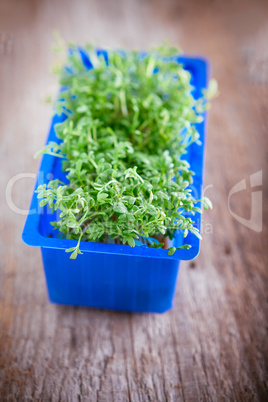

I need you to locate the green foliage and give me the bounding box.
[35,43,213,258]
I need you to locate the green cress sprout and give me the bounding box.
[35,42,215,259]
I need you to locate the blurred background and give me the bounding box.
[0,0,267,400]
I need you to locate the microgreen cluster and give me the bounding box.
[36,43,213,258]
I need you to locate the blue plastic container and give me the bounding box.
[22,52,209,313]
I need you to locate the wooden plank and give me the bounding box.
[0,0,267,400]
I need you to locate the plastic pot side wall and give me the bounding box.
[22,52,209,313]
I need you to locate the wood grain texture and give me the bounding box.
[0,0,267,400]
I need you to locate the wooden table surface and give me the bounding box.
[0,0,267,400]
